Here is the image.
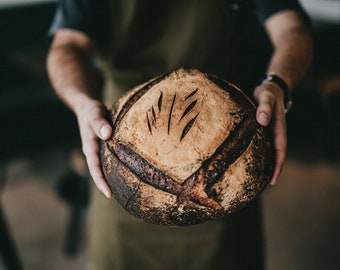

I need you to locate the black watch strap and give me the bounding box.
[260,73,293,113]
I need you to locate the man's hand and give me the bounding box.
[47,29,115,198]
[254,9,312,185]
[253,82,287,185]
[76,100,113,198]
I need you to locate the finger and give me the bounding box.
[79,101,113,140]
[86,147,112,198]
[255,90,275,126]
[90,116,112,140]
[88,157,113,198]
[270,149,285,185]
[269,108,287,185]
[81,129,113,198]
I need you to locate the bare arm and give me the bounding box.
[253,10,313,185]
[264,10,313,89]
[47,29,113,198]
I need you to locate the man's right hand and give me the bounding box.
[47,29,113,198]
[76,99,113,198]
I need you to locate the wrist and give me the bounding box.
[260,73,293,113]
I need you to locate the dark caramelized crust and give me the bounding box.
[101,67,274,226]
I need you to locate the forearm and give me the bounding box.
[47,31,100,115]
[47,30,113,197]
[264,10,313,90]
[253,10,312,184]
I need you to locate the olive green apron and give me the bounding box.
[88,1,264,269]
[88,186,264,270]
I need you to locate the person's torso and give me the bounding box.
[98,1,240,91]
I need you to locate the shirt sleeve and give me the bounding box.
[48,0,98,37]
[255,0,310,24]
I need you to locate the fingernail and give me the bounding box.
[100,125,111,138]
[98,185,110,198]
[104,189,112,198]
[259,112,269,125]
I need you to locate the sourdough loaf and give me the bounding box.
[100,67,274,226]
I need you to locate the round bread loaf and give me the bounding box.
[100,67,274,226]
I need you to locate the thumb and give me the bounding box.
[88,102,113,140]
[254,88,275,127]
[99,124,112,140]
[91,118,112,140]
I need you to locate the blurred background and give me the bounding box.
[0,0,339,269]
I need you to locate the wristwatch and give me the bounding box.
[261,73,293,113]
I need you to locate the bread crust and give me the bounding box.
[101,67,274,226]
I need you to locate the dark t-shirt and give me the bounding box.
[49,0,308,39]
[49,0,309,93]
